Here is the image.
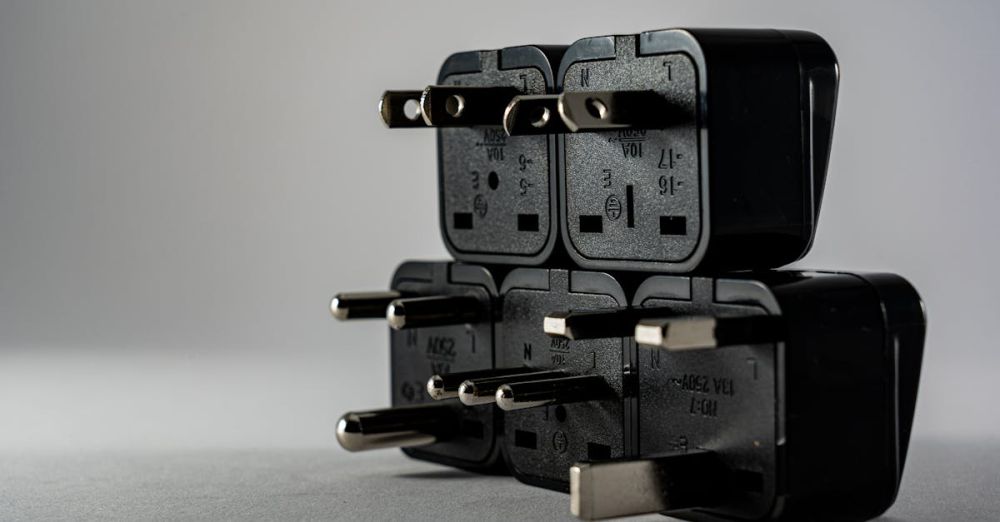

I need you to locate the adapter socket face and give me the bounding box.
[498,269,632,491]
[561,37,701,266]
[437,47,564,265]
[557,29,838,272]
[634,276,779,519]
[632,272,925,521]
[389,261,501,470]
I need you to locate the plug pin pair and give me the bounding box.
[505,90,677,135]
[381,87,682,135]
[336,368,607,453]
[331,291,480,329]
[545,308,783,351]
[380,86,520,128]
[428,368,608,411]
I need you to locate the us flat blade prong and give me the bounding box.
[557,90,674,132]
[635,315,784,351]
[330,291,405,320]
[458,370,568,406]
[420,85,520,127]
[426,367,532,401]
[379,90,429,128]
[386,295,481,330]
[335,404,455,452]
[495,374,609,411]
[503,94,570,135]
[570,452,726,520]
[544,307,674,340]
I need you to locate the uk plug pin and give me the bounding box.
[566,271,925,521]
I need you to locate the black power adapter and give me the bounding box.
[332,261,506,472]
[381,46,567,266]
[494,268,632,490]
[574,270,925,521]
[332,26,926,522]
[333,265,924,520]
[505,29,838,272]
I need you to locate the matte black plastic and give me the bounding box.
[388,261,507,472]
[632,270,925,521]
[497,268,633,491]
[557,29,838,273]
[436,46,569,267]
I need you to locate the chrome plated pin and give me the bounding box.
[426,367,532,401]
[330,290,405,320]
[458,370,567,406]
[379,90,429,128]
[557,90,675,132]
[544,307,674,340]
[570,452,726,520]
[495,374,609,411]
[420,85,521,127]
[335,404,455,452]
[386,295,481,330]
[635,315,783,351]
[503,94,570,135]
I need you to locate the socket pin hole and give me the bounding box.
[446,94,465,117]
[403,99,421,120]
[586,98,608,120]
[531,106,550,128]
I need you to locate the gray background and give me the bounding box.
[0,0,997,494]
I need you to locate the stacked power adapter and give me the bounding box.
[331,28,926,521]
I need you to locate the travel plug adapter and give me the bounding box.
[511,29,837,272]
[568,270,924,521]
[381,46,567,266]
[332,261,506,472]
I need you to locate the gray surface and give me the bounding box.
[1,439,996,521]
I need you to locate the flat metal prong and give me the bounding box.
[635,315,783,351]
[495,374,609,411]
[335,404,455,452]
[426,367,533,401]
[420,85,520,127]
[386,295,481,330]
[557,90,675,132]
[458,370,567,406]
[570,452,727,520]
[503,95,570,135]
[544,307,675,340]
[330,291,404,320]
[379,90,429,128]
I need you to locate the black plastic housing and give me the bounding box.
[497,268,633,490]
[437,45,568,266]
[632,270,925,521]
[389,261,506,472]
[557,29,838,272]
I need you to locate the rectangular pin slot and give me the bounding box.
[461,419,484,439]
[579,215,603,233]
[453,212,473,230]
[517,213,539,232]
[514,429,538,449]
[659,215,686,235]
[626,185,635,228]
[587,442,612,460]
